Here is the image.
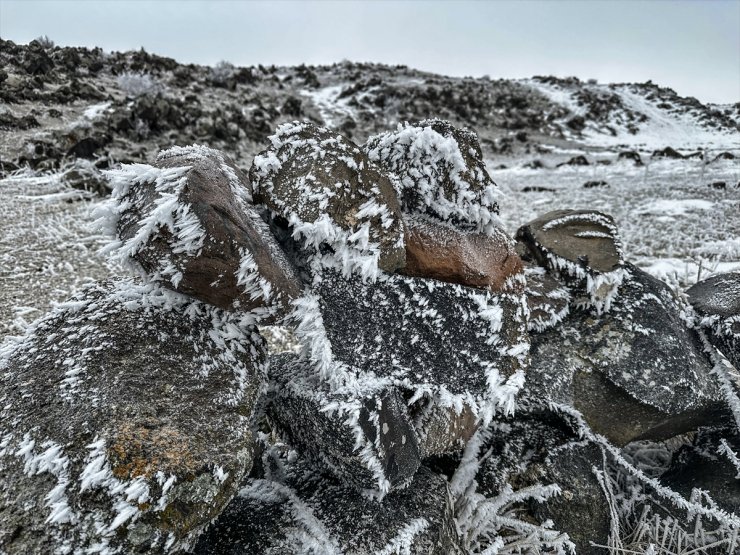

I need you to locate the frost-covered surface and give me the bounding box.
[0,278,265,554]
[193,442,459,554]
[250,121,406,281]
[365,119,503,234]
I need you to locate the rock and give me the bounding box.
[523,265,571,332]
[401,216,523,291]
[661,427,740,515]
[521,185,555,192]
[364,118,500,233]
[250,121,406,277]
[101,145,302,319]
[293,268,528,427]
[0,279,266,554]
[557,155,589,167]
[709,181,727,190]
[652,146,684,159]
[527,265,730,446]
[516,209,625,312]
[266,354,421,493]
[687,272,740,368]
[712,151,736,162]
[522,160,546,169]
[61,158,111,195]
[583,180,608,188]
[529,441,612,554]
[193,454,461,554]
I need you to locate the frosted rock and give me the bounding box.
[523,264,571,332]
[249,121,406,279]
[192,452,461,554]
[265,353,421,494]
[294,269,528,428]
[0,279,266,554]
[526,265,729,446]
[364,118,501,234]
[687,272,740,369]
[401,215,523,292]
[97,145,302,320]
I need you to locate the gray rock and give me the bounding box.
[266,353,421,493]
[523,264,571,332]
[687,272,740,368]
[526,265,730,446]
[192,454,461,554]
[364,118,500,234]
[249,121,406,275]
[0,279,266,554]
[101,145,302,319]
[295,268,528,427]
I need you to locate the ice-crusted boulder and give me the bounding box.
[364,118,501,234]
[289,268,528,461]
[687,272,740,369]
[98,145,302,319]
[401,215,523,291]
[266,354,421,493]
[526,265,729,445]
[193,449,461,554]
[0,279,266,554]
[522,264,571,332]
[516,209,626,313]
[249,121,406,278]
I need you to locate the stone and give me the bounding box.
[192,453,461,554]
[401,216,523,291]
[265,353,421,493]
[526,265,730,446]
[415,403,479,459]
[61,158,111,195]
[652,146,684,159]
[583,180,608,188]
[101,145,302,319]
[687,272,740,369]
[661,427,740,516]
[250,121,406,276]
[0,279,266,554]
[294,268,529,426]
[364,118,501,233]
[618,151,643,165]
[556,155,590,167]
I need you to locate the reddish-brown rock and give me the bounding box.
[400,217,523,291]
[105,145,303,319]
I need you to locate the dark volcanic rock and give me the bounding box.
[364,118,501,233]
[193,455,461,554]
[583,180,608,188]
[556,154,590,167]
[523,265,571,332]
[295,268,528,424]
[0,279,266,554]
[652,146,684,159]
[250,121,406,275]
[661,428,740,516]
[618,150,644,165]
[266,354,421,493]
[102,145,302,318]
[401,216,523,291]
[687,272,740,368]
[527,265,729,445]
[61,159,111,195]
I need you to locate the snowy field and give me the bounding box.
[1,153,737,343]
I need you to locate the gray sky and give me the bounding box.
[1,0,739,104]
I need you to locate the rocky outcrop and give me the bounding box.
[401,216,522,291]
[250,121,406,277]
[0,279,266,554]
[100,145,303,319]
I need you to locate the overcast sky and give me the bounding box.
[1,0,738,104]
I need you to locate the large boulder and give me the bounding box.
[266,354,421,494]
[193,453,461,554]
[526,265,729,446]
[98,145,302,319]
[687,272,740,369]
[249,121,406,278]
[364,118,501,234]
[401,216,523,291]
[0,279,266,554]
[293,269,528,426]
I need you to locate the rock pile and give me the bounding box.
[1,119,739,554]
